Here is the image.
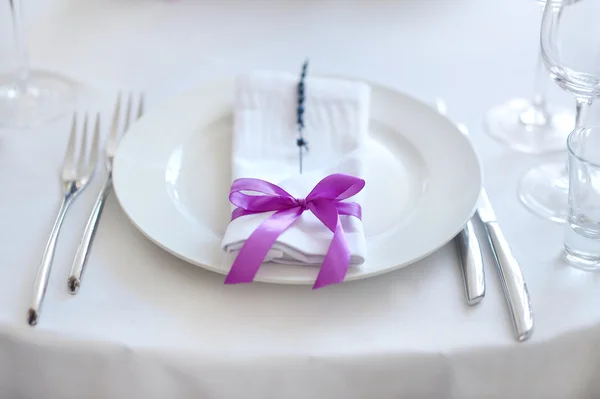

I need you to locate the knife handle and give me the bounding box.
[455,219,485,305]
[485,222,534,341]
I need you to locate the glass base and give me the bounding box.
[564,214,600,271]
[564,247,600,271]
[0,70,76,129]
[518,160,569,223]
[485,98,574,154]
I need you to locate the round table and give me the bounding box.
[1,1,598,398]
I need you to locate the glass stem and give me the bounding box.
[519,52,550,126]
[575,97,593,128]
[9,0,30,85]
[561,98,594,180]
[531,52,549,111]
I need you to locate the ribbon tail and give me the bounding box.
[313,217,351,289]
[225,207,303,285]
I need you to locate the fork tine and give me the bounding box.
[136,93,144,120]
[85,113,101,176]
[77,114,88,173]
[63,113,77,174]
[123,92,133,133]
[109,92,122,144]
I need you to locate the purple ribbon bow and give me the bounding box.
[225,173,365,289]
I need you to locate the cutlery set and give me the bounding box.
[28,93,144,326]
[27,93,534,342]
[68,94,144,294]
[435,99,534,342]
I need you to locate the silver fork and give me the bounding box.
[28,114,100,326]
[67,92,144,294]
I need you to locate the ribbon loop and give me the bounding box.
[225,173,365,289]
[306,173,366,202]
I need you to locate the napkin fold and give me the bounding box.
[221,71,371,267]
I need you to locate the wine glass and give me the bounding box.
[483,0,575,154]
[519,0,600,222]
[0,0,75,129]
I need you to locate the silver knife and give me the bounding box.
[455,219,485,305]
[434,99,485,305]
[477,189,534,341]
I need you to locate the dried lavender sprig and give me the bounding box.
[296,59,309,174]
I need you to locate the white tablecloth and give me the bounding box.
[2,1,600,398]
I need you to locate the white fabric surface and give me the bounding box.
[2,1,600,398]
[222,71,369,266]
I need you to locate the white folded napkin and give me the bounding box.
[221,71,371,267]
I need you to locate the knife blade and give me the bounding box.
[434,99,485,305]
[477,189,534,341]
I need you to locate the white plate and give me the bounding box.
[113,77,482,285]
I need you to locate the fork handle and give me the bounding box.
[68,177,112,294]
[28,197,72,326]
